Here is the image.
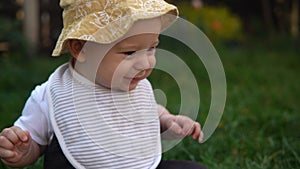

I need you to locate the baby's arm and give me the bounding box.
[0,126,46,168]
[158,105,204,142]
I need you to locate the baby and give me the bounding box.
[0,0,206,168]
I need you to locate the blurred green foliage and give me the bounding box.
[178,3,243,43]
[0,16,27,60]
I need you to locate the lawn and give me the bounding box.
[0,37,299,169]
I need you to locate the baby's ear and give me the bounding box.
[68,39,87,62]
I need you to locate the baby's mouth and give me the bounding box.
[124,76,144,82]
[125,70,147,80]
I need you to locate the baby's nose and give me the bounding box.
[134,51,156,70]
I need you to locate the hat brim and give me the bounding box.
[52,1,178,56]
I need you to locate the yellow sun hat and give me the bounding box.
[52,0,178,56]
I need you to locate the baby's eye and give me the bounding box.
[148,47,156,52]
[123,51,136,56]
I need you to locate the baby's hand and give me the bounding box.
[160,114,204,143]
[0,126,31,164]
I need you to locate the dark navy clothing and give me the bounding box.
[44,135,207,169]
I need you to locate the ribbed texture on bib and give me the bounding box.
[47,63,161,169]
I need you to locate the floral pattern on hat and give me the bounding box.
[52,0,178,56]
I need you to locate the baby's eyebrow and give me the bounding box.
[117,39,160,51]
[118,44,138,50]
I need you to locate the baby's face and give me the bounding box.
[95,33,159,91]
[74,18,161,91]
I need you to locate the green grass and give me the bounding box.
[157,37,300,169]
[0,37,299,169]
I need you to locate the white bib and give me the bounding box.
[46,63,161,169]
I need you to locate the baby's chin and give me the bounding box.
[117,76,145,91]
[118,81,140,92]
[95,77,143,91]
[102,82,139,92]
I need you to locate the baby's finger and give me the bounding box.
[11,126,28,142]
[0,128,19,145]
[0,136,14,150]
[192,122,201,140]
[182,124,193,136]
[161,121,184,140]
[15,133,31,153]
[198,131,204,143]
[170,122,183,135]
[0,148,15,159]
[181,119,197,137]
